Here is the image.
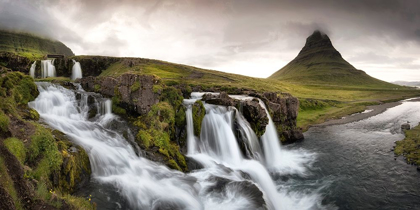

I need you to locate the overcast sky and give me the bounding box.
[1,0,419,82]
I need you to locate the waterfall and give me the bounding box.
[29,84,321,210]
[185,92,321,210]
[30,83,275,210]
[71,60,83,80]
[184,99,197,154]
[29,61,36,78]
[101,99,112,115]
[41,60,56,78]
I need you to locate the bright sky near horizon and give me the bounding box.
[1,0,420,82]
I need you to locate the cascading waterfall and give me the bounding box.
[41,59,56,78]
[29,84,322,210]
[29,61,36,78]
[185,93,322,210]
[30,83,274,210]
[71,60,83,80]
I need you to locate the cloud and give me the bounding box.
[0,0,419,81]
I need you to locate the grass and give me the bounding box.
[83,55,419,127]
[395,125,420,165]
[0,157,23,210]
[4,137,26,164]
[0,30,74,60]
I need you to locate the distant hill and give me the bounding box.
[0,30,74,59]
[269,31,398,88]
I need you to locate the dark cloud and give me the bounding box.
[0,0,419,80]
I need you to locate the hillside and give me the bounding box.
[1,30,419,131]
[0,30,74,59]
[269,31,398,88]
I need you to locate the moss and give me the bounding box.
[0,110,9,133]
[28,108,40,121]
[136,130,152,148]
[4,137,26,164]
[28,124,63,179]
[153,84,163,94]
[395,125,420,165]
[0,157,23,210]
[111,96,126,115]
[192,100,205,136]
[133,101,188,171]
[94,84,101,92]
[130,81,141,92]
[168,159,182,171]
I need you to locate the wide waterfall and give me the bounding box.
[71,60,83,80]
[41,59,56,78]
[29,61,36,78]
[29,84,323,210]
[185,93,322,209]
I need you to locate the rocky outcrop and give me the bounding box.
[202,92,269,137]
[0,52,32,73]
[251,92,303,143]
[79,74,161,115]
[201,91,303,143]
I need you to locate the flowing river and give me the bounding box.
[29,83,420,209]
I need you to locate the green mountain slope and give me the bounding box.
[0,30,74,59]
[269,31,397,88]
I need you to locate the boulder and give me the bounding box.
[401,123,411,131]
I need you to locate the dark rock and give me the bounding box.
[241,100,268,137]
[202,92,269,137]
[0,52,32,73]
[401,123,411,131]
[79,74,160,115]
[250,92,303,143]
[202,92,235,106]
[205,176,266,209]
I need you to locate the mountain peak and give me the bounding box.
[298,30,335,57]
[268,30,395,87]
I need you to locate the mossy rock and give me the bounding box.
[0,110,9,133]
[192,100,205,136]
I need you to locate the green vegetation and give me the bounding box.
[192,100,205,136]
[395,125,420,165]
[133,87,188,171]
[0,71,95,209]
[0,110,9,133]
[0,157,23,210]
[4,137,26,164]
[0,30,74,60]
[82,54,420,129]
[131,81,141,92]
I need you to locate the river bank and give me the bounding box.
[309,97,420,128]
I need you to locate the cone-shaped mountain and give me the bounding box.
[269,31,397,88]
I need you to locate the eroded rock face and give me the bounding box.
[252,92,303,143]
[0,52,32,73]
[79,74,161,115]
[202,92,269,137]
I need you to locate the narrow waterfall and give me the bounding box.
[259,100,283,169]
[71,59,83,80]
[29,61,36,78]
[184,99,198,155]
[41,59,56,78]
[101,99,112,115]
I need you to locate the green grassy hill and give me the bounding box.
[0,30,74,59]
[1,30,418,129]
[269,31,398,88]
